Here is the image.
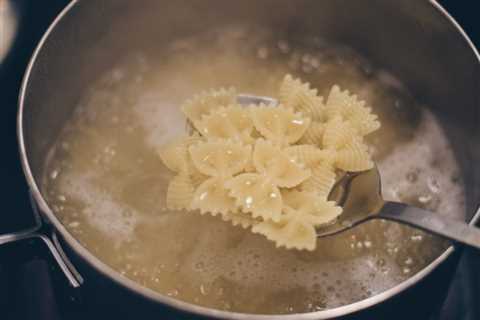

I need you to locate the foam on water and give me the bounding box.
[378,111,464,219]
[42,28,463,314]
[56,172,138,247]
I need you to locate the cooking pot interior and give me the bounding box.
[19,0,480,315]
[22,0,479,221]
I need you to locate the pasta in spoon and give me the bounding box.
[158,74,380,250]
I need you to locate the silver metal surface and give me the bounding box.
[237,94,278,106]
[317,167,480,250]
[378,202,480,249]
[16,0,480,319]
[0,193,82,288]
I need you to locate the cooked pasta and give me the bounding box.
[189,140,251,177]
[166,173,196,210]
[157,134,203,174]
[181,87,237,124]
[253,139,311,188]
[220,210,259,229]
[298,122,325,146]
[158,75,380,251]
[252,218,318,251]
[251,104,311,146]
[323,117,373,172]
[325,85,380,136]
[299,165,337,197]
[191,177,237,215]
[279,75,325,121]
[282,190,343,226]
[225,173,283,222]
[194,105,254,144]
[284,145,335,168]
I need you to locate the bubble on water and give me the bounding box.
[278,40,290,54]
[68,221,80,228]
[411,234,423,242]
[427,177,440,194]
[50,169,59,180]
[418,195,432,204]
[257,47,269,59]
[406,171,418,183]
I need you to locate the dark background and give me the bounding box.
[0,1,478,319]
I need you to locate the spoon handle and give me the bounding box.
[376,201,480,250]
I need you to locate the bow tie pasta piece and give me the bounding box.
[194,105,254,144]
[284,145,335,168]
[325,85,380,136]
[191,177,237,215]
[166,173,196,210]
[225,173,283,222]
[221,211,259,229]
[252,191,342,251]
[279,74,326,121]
[181,87,237,124]
[322,117,373,171]
[189,140,252,177]
[284,145,336,197]
[323,117,358,150]
[158,134,204,174]
[282,190,342,226]
[298,165,337,197]
[253,140,311,188]
[252,216,318,251]
[299,122,326,146]
[251,105,311,146]
[335,139,373,172]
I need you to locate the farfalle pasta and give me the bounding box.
[181,87,237,124]
[195,105,254,144]
[251,105,311,146]
[158,134,207,210]
[158,75,381,251]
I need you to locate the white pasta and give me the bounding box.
[181,87,237,123]
[282,190,342,226]
[279,74,325,121]
[194,104,254,144]
[323,117,373,172]
[251,104,311,146]
[298,122,326,146]
[191,177,237,215]
[299,165,337,197]
[157,134,203,174]
[166,173,196,210]
[225,173,283,222]
[284,145,335,168]
[253,139,311,188]
[189,140,251,177]
[221,210,259,229]
[252,218,318,251]
[158,76,380,251]
[335,139,373,172]
[325,85,380,136]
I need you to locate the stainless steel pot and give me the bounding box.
[14,0,480,319]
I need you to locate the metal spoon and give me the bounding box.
[323,166,480,250]
[238,94,480,249]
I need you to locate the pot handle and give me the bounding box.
[0,193,84,293]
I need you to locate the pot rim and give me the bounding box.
[17,1,480,319]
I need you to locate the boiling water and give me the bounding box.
[43,29,464,314]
